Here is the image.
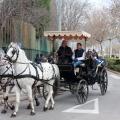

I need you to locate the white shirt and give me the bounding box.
[72,50,86,61]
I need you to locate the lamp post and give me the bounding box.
[57,0,62,49]
[58,0,62,31]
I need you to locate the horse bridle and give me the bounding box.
[4,46,19,63]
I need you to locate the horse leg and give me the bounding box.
[43,81,54,111]
[35,86,40,106]
[1,86,14,114]
[49,81,55,110]
[26,85,35,115]
[11,86,20,117]
[7,86,15,110]
[27,86,40,109]
[49,95,55,110]
[1,88,8,114]
[26,86,40,109]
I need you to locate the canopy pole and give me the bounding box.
[85,37,87,52]
[53,35,56,56]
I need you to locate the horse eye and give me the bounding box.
[12,50,16,55]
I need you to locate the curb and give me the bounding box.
[106,67,120,75]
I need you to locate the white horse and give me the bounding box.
[0,63,15,113]
[3,42,60,117]
[0,50,40,114]
[0,49,15,113]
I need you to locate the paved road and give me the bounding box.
[0,71,120,120]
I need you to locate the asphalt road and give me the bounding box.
[0,71,120,120]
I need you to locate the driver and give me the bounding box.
[56,40,72,63]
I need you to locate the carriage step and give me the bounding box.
[76,76,82,79]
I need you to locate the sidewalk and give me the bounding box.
[106,67,120,75]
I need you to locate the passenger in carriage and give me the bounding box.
[34,54,46,64]
[56,40,73,63]
[34,54,40,63]
[91,53,99,78]
[86,49,92,58]
[72,43,85,68]
[92,49,99,59]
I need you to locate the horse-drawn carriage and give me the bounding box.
[0,31,108,117]
[44,31,108,104]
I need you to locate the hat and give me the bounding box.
[91,53,96,57]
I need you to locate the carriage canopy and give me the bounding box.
[44,31,91,40]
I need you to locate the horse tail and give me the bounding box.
[53,64,60,98]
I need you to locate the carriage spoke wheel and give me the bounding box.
[76,79,89,104]
[100,69,108,95]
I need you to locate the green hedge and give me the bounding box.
[105,57,120,72]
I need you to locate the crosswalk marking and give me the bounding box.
[62,98,99,114]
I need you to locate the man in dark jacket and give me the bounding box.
[56,40,72,63]
[72,43,85,67]
[91,53,99,77]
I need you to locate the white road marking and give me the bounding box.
[109,74,120,79]
[62,98,99,114]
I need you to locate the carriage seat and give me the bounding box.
[75,63,85,73]
[79,63,85,67]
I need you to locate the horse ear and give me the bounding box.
[15,43,18,48]
[10,42,13,45]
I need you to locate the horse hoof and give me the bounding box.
[11,113,16,117]
[10,105,15,110]
[36,101,40,106]
[49,106,54,110]
[1,110,6,114]
[43,107,48,111]
[30,111,35,115]
[27,104,31,109]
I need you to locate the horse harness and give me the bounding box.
[0,63,14,91]
[4,45,57,90]
[14,62,57,90]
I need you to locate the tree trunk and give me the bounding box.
[99,42,103,57]
[0,27,2,48]
[119,50,120,59]
[109,39,112,58]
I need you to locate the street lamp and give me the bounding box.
[58,0,62,31]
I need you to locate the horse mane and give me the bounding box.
[19,48,29,63]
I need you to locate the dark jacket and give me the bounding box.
[75,49,85,58]
[92,59,99,70]
[57,46,72,58]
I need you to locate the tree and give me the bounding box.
[84,9,109,55]
[61,0,89,31]
[110,0,120,41]
[47,0,58,30]
[0,0,51,39]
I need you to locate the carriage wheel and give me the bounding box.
[100,69,108,95]
[76,79,89,104]
[43,78,60,100]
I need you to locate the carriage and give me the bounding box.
[0,31,108,117]
[44,31,108,104]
